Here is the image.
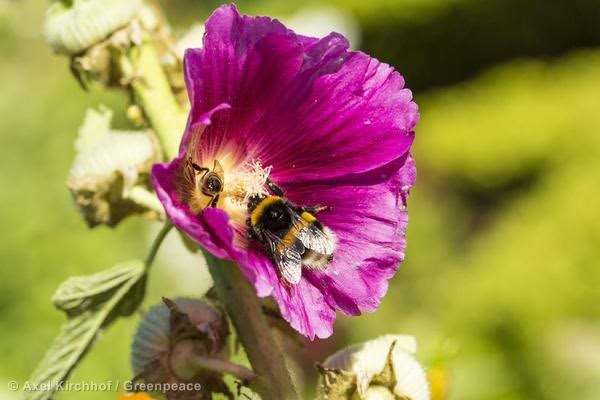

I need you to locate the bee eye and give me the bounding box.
[201,174,222,194]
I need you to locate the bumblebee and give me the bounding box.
[180,158,225,213]
[247,180,335,284]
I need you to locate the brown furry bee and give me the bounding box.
[180,158,225,213]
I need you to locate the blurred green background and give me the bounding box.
[1,0,599,399]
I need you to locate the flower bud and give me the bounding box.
[44,0,143,55]
[67,107,163,227]
[130,298,253,399]
[318,335,430,400]
[131,298,228,373]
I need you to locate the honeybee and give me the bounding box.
[247,179,335,284]
[181,158,225,213]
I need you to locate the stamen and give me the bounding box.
[223,159,271,201]
[219,158,272,225]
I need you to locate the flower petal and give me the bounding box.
[156,5,419,340]
[238,250,336,340]
[290,156,416,316]
[183,4,418,180]
[184,4,305,149]
[255,50,417,183]
[231,156,416,339]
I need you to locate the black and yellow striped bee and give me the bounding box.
[247,180,335,284]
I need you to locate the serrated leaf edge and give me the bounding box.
[25,261,145,400]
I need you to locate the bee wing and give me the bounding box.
[264,230,304,285]
[212,159,225,183]
[293,217,335,256]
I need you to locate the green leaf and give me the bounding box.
[52,261,145,315]
[25,261,146,400]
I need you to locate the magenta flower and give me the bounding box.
[152,4,418,339]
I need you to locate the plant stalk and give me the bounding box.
[145,222,172,268]
[204,251,301,400]
[189,355,257,382]
[127,42,186,159]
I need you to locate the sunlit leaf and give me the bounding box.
[25,261,146,400]
[52,262,145,315]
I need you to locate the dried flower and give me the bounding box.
[44,0,143,55]
[45,0,174,89]
[68,107,162,227]
[317,335,430,400]
[152,5,418,339]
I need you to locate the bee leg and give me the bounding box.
[245,218,257,240]
[191,162,210,175]
[265,177,285,197]
[209,194,220,207]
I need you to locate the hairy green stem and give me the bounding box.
[145,222,172,268]
[204,251,301,400]
[127,42,186,159]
